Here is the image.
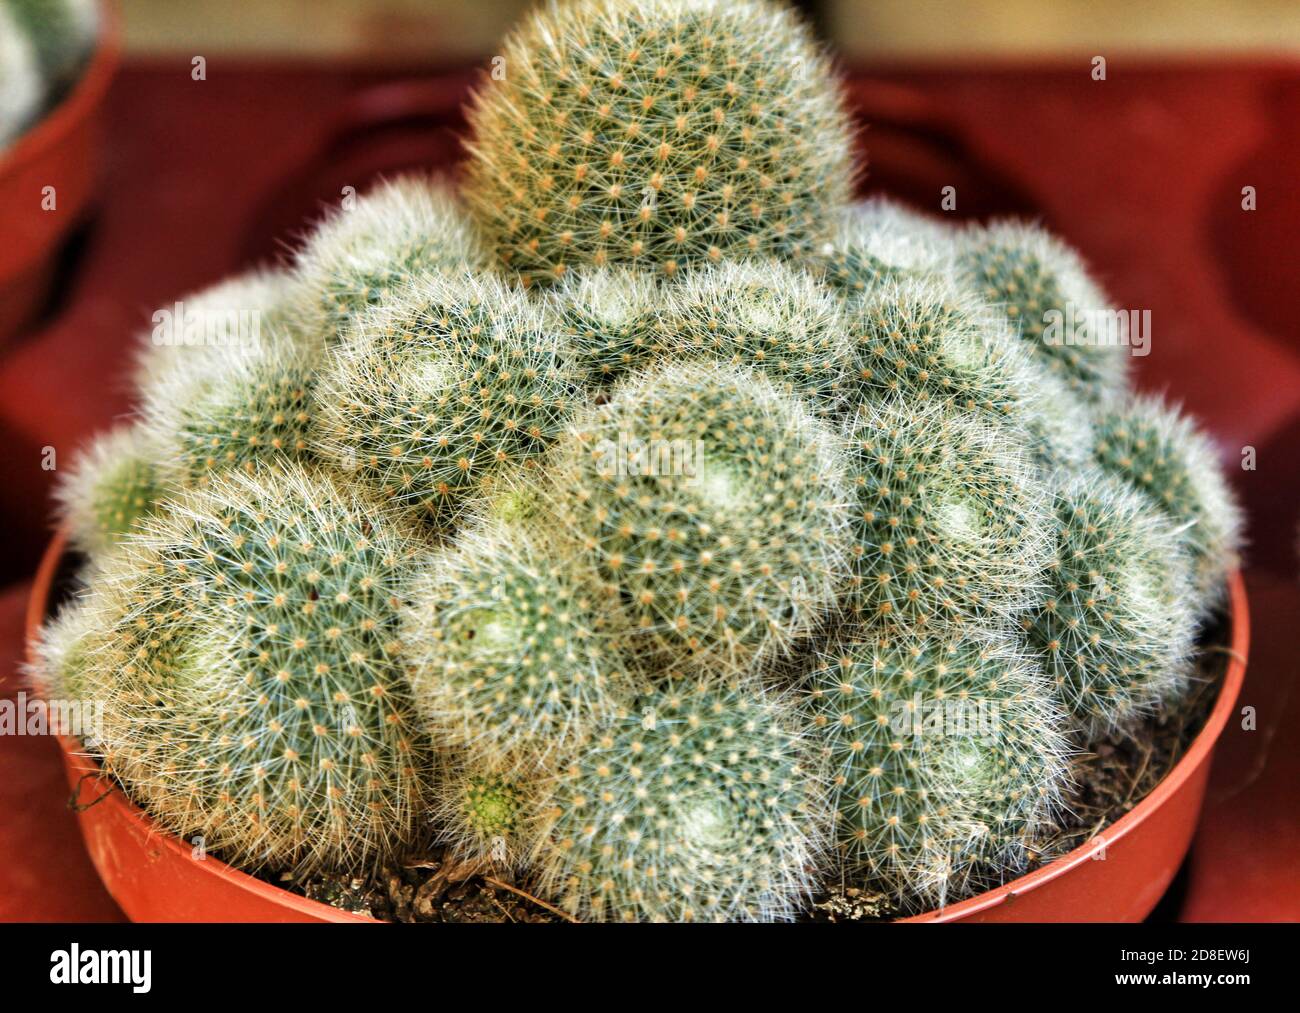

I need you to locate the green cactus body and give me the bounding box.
[844,398,1052,632]
[312,271,578,526]
[403,521,634,760]
[1027,471,1197,739]
[463,0,855,285]
[545,266,667,386]
[293,176,487,342]
[957,220,1129,404]
[6,0,98,87]
[432,764,535,870]
[1092,395,1242,615]
[55,425,163,557]
[0,2,44,147]
[659,259,851,416]
[532,678,826,922]
[141,321,321,490]
[550,359,851,672]
[805,630,1067,909]
[813,198,954,300]
[78,465,431,874]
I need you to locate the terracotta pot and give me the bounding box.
[25,531,1248,923]
[0,0,120,344]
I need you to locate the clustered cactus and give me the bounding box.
[0,0,98,150]
[33,0,1242,920]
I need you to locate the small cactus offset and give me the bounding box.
[956,220,1130,404]
[805,630,1068,909]
[1092,395,1243,616]
[1026,471,1198,739]
[311,270,577,525]
[531,677,827,922]
[54,424,163,558]
[549,359,852,672]
[292,176,488,341]
[402,520,635,761]
[463,0,855,284]
[33,0,1246,922]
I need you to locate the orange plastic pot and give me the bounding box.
[25,531,1248,923]
[0,0,120,344]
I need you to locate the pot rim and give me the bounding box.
[24,530,1249,924]
[0,0,121,177]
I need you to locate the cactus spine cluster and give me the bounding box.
[1026,471,1197,736]
[32,0,1242,921]
[0,0,97,148]
[463,0,855,284]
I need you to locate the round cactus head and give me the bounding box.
[7,0,99,87]
[80,464,431,874]
[956,220,1130,404]
[549,359,852,672]
[463,0,856,284]
[813,197,955,299]
[1092,395,1242,616]
[805,629,1067,909]
[1027,470,1197,739]
[292,176,487,341]
[0,2,44,147]
[140,319,322,490]
[545,266,667,386]
[532,678,826,921]
[55,425,163,558]
[844,397,1053,632]
[403,521,635,761]
[311,270,578,526]
[659,258,851,416]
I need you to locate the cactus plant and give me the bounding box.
[804,629,1068,909]
[5,0,98,88]
[463,0,855,285]
[430,761,536,871]
[62,464,432,874]
[531,677,826,922]
[292,176,488,342]
[402,520,635,761]
[812,197,954,299]
[548,359,852,672]
[956,220,1130,404]
[844,397,1053,633]
[1092,395,1243,616]
[27,0,1246,922]
[659,258,851,415]
[0,1,43,148]
[543,265,666,386]
[1025,470,1197,739]
[311,270,578,526]
[140,320,323,490]
[53,423,163,558]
